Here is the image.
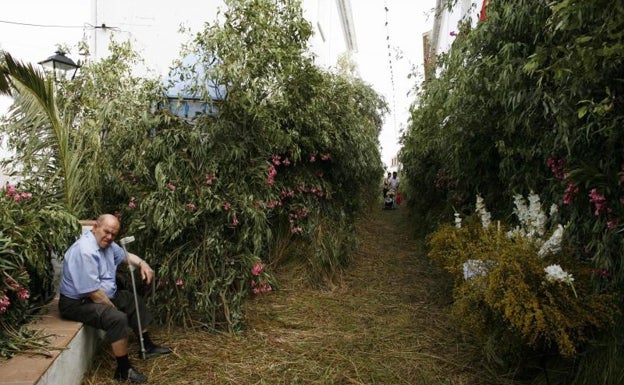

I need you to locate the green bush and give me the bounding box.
[0,183,79,357]
[402,1,624,379]
[0,0,384,335]
[90,0,385,331]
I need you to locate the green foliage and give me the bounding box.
[0,52,100,216]
[0,0,384,335]
[0,183,79,358]
[401,1,624,378]
[92,0,385,331]
[428,218,617,375]
[402,0,624,285]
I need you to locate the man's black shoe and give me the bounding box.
[143,345,173,358]
[114,367,147,383]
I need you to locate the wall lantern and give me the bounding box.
[38,50,80,79]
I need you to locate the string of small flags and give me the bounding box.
[384,1,398,134]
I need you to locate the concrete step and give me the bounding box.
[0,298,102,385]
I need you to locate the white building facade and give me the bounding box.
[88,0,356,76]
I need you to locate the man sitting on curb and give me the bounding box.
[59,214,172,383]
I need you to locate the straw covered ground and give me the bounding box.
[83,205,494,384]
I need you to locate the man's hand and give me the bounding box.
[89,289,115,308]
[139,261,155,284]
[127,252,154,284]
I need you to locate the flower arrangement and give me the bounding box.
[428,193,617,363]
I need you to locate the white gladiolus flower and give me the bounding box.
[545,264,574,284]
[538,224,564,257]
[509,192,549,239]
[544,264,577,297]
[549,204,558,217]
[463,259,493,280]
[528,192,546,237]
[475,194,491,229]
[513,194,529,235]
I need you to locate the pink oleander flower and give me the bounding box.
[20,192,32,200]
[258,283,272,293]
[272,155,281,166]
[128,197,137,209]
[223,202,231,211]
[309,155,316,163]
[267,165,277,185]
[232,215,239,226]
[176,278,184,287]
[3,184,17,199]
[282,158,291,166]
[280,190,294,200]
[607,220,618,229]
[589,188,610,216]
[546,157,566,179]
[321,153,331,161]
[251,263,264,276]
[187,202,197,210]
[251,281,272,295]
[205,173,217,185]
[167,182,176,191]
[291,226,303,234]
[563,183,579,205]
[0,294,10,313]
[17,288,29,301]
[296,207,308,218]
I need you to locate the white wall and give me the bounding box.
[433,0,484,56]
[89,0,225,76]
[90,0,349,75]
[303,0,351,70]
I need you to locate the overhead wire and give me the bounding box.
[0,19,124,32]
[0,19,87,29]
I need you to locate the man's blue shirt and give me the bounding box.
[59,230,126,299]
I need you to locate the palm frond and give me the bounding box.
[0,52,95,216]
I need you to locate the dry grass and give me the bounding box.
[83,206,497,384]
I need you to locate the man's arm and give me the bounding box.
[125,252,155,284]
[88,288,115,307]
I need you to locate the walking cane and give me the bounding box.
[119,236,147,360]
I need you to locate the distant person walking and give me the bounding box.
[388,171,400,191]
[388,172,400,209]
[382,172,391,199]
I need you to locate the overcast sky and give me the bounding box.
[0,0,437,168]
[353,2,436,166]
